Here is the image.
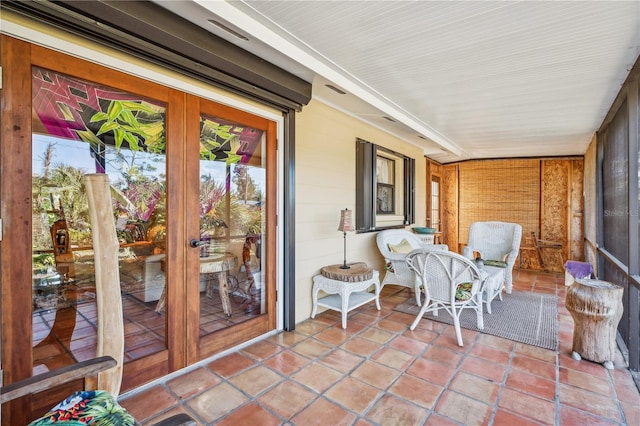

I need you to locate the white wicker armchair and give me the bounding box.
[406,249,484,346]
[462,221,522,294]
[376,229,448,306]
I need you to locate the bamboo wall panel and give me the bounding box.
[440,157,584,271]
[541,160,569,272]
[442,164,459,251]
[571,159,585,261]
[458,159,540,249]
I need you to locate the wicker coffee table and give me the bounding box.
[311,262,380,328]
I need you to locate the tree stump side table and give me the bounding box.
[565,279,624,369]
[311,262,380,329]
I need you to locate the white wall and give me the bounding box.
[294,100,427,323]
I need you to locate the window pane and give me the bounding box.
[376,156,394,184]
[376,152,404,225]
[377,184,394,214]
[431,179,440,230]
[198,114,266,332]
[356,139,414,230]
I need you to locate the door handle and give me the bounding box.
[190,239,210,248]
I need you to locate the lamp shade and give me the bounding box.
[337,208,355,232]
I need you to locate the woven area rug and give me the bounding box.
[394,291,558,350]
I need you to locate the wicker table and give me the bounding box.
[311,263,380,329]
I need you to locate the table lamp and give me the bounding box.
[337,208,355,269]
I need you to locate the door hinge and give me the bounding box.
[0,218,3,241]
[0,66,3,89]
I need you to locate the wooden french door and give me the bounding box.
[183,96,277,362]
[1,36,277,422]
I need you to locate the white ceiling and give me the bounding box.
[154,0,640,163]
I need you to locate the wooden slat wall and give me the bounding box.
[458,159,540,246]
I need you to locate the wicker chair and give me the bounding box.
[376,229,448,306]
[462,221,522,294]
[406,249,484,346]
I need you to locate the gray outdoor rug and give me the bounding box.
[393,291,558,350]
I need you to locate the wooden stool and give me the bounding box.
[311,262,380,329]
[566,279,623,369]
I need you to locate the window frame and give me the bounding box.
[430,176,441,232]
[355,138,415,232]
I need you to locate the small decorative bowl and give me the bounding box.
[413,227,435,234]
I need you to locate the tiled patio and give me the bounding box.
[120,270,640,425]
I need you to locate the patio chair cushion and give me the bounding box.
[28,390,135,425]
[385,261,395,273]
[483,259,508,268]
[455,282,473,301]
[388,239,414,253]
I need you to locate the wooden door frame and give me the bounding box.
[1,35,35,426]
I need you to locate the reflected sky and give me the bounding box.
[33,133,265,190]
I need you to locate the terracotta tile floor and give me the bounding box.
[120,270,640,425]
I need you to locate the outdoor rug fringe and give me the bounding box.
[393,291,558,350]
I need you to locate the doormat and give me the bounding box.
[394,291,558,350]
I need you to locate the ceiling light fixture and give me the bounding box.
[207,19,249,41]
[325,84,346,95]
[383,116,396,123]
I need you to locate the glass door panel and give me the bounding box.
[187,98,276,360]
[31,66,168,373]
[197,114,266,333]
